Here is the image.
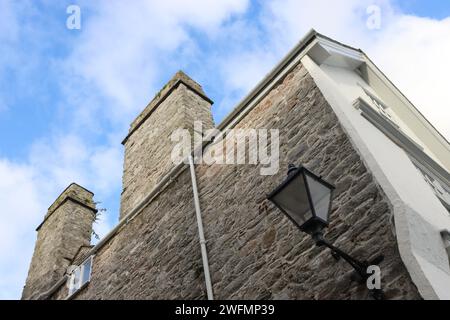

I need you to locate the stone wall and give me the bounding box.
[49,63,420,300]
[53,170,204,300]
[22,184,96,299]
[197,64,419,299]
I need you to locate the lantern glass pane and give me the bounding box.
[272,174,313,227]
[305,173,332,223]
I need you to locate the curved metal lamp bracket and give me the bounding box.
[313,232,385,300]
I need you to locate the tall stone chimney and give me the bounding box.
[120,71,214,219]
[22,183,96,299]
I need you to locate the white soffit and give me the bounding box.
[308,37,365,70]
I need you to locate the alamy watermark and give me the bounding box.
[171,121,280,176]
[366,5,381,30]
[66,5,81,30]
[367,265,382,290]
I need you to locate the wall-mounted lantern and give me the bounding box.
[268,164,384,300]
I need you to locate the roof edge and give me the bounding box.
[217,29,362,131]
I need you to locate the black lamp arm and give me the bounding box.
[312,232,385,300]
[313,233,369,278]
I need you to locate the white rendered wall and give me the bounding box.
[302,54,450,299]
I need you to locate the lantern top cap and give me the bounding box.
[268,165,335,201]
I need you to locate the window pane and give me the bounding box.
[81,257,92,285]
[68,272,77,295]
[272,174,313,227]
[68,266,81,296]
[73,267,81,288]
[305,173,331,222]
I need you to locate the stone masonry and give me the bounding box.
[120,71,214,219]
[37,62,421,300]
[22,183,97,299]
[196,64,419,299]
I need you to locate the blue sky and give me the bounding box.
[395,0,450,19]
[1,0,449,299]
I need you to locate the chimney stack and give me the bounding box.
[120,71,214,219]
[22,183,96,299]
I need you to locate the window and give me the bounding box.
[81,257,92,283]
[358,85,396,123]
[371,96,393,121]
[441,231,450,263]
[68,256,93,297]
[414,164,450,214]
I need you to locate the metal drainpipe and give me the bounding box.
[188,155,214,300]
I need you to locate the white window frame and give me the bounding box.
[441,231,450,263]
[358,85,396,123]
[353,96,450,215]
[67,255,94,298]
[415,163,450,213]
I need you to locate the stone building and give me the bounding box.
[22,31,450,300]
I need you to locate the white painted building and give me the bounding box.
[300,30,450,299]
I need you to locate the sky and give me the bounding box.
[0,0,449,300]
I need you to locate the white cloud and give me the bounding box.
[90,146,123,195]
[366,15,450,140]
[0,160,42,300]
[221,50,278,94]
[212,0,388,118]
[63,0,250,123]
[0,134,122,299]
[28,134,123,211]
[216,0,449,139]
[263,0,373,47]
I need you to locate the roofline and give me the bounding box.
[217,29,362,131]
[36,182,96,231]
[58,182,95,197]
[45,182,95,213]
[70,244,95,265]
[217,29,448,151]
[122,79,214,145]
[36,196,98,231]
[217,29,317,130]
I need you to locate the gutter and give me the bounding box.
[188,155,214,300]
